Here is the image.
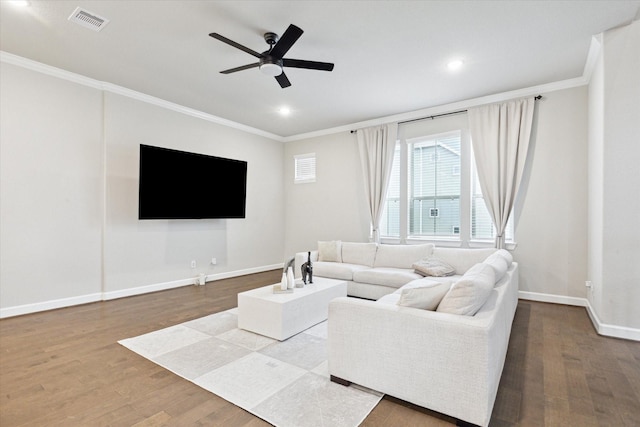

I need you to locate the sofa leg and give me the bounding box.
[330,375,352,387]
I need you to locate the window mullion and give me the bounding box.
[460,128,472,247]
[399,135,409,243]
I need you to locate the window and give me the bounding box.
[408,131,461,238]
[379,114,513,246]
[294,153,316,183]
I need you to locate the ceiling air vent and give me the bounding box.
[68,7,109,32]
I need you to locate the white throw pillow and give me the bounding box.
[317,240,342,262]
[397,282,451,310]
[412,258,456,277]
[437,263,495,316]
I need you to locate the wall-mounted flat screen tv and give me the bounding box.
[138,144,247,219]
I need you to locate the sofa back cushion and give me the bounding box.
[374,244,434,269]
[341,242,378,267]
[483,252,509,281]
[431,247,497,275]
[437,263,496,315]
[492,249,513,266]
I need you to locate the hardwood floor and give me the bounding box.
[1,270,639,426]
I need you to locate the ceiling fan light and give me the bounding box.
[259,63,283,77]
[447,59,464,71]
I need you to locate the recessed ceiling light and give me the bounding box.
[447,59,464,71]
[9,0,30,7]
[278,106,291,116]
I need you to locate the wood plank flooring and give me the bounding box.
[1,270,639,426]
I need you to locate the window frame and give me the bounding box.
[294,153,316,184]
[379,116,516,249]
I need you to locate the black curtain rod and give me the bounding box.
[350,95,542,133]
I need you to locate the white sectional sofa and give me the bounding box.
[295,241,519,427]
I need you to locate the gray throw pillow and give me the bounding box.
[412,257,456,277]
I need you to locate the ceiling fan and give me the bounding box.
[209,24,334,88]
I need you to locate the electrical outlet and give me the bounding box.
[211,258,217,265]
[585,280,592,289]
[190,260,196,268]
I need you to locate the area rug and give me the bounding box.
[118,308,383,427]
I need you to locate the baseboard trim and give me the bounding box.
[0,293,103,319]
[585,300,640,342]
[102,277,196,301]
[0,264,283,319]
[518,291,587,307]
[518,291,640,342]
[205,264,283,283]
[103,264,284,300]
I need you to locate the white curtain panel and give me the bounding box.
[356,123,398,243]
[468,97,535,249]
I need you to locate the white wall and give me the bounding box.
[0,61,285,316]
[513,86,588,299]
[283,132,370,256]
[103,93,285,293]
[588,36,605,321]
[589,20,640,331]
[0,63,104,309]
[285,86,589,302]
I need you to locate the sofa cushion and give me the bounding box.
[412,257,456,277]
[397,281,451,310]
[437,263,496,316]
[313,261,369,281]
[483,254,508,282]
[353,268,421,288]
[373,244,434,269]
[490,249,513,266]
[341,242,378,267]
[317,240,342,262]
[431,247,497,275]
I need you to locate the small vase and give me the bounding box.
[287,267,295,289]
[280,273,288,290]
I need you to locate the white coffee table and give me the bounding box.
[237,277,348,341]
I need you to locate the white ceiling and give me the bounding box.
[1,1,639,138]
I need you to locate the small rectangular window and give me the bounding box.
[294,153,316,183]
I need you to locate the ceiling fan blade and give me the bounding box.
[220,63,260,74]
[283,58,334,72]
[275,72,291,88]
[209,33,262,58]
[270,24,303,59]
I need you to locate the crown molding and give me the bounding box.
[2,49,595,144]
[283,75,589,142]
[0,51,283,142]
[582,34,603,83]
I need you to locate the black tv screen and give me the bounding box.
[138,144,247,219]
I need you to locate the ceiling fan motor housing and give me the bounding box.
[264,32,279,46]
